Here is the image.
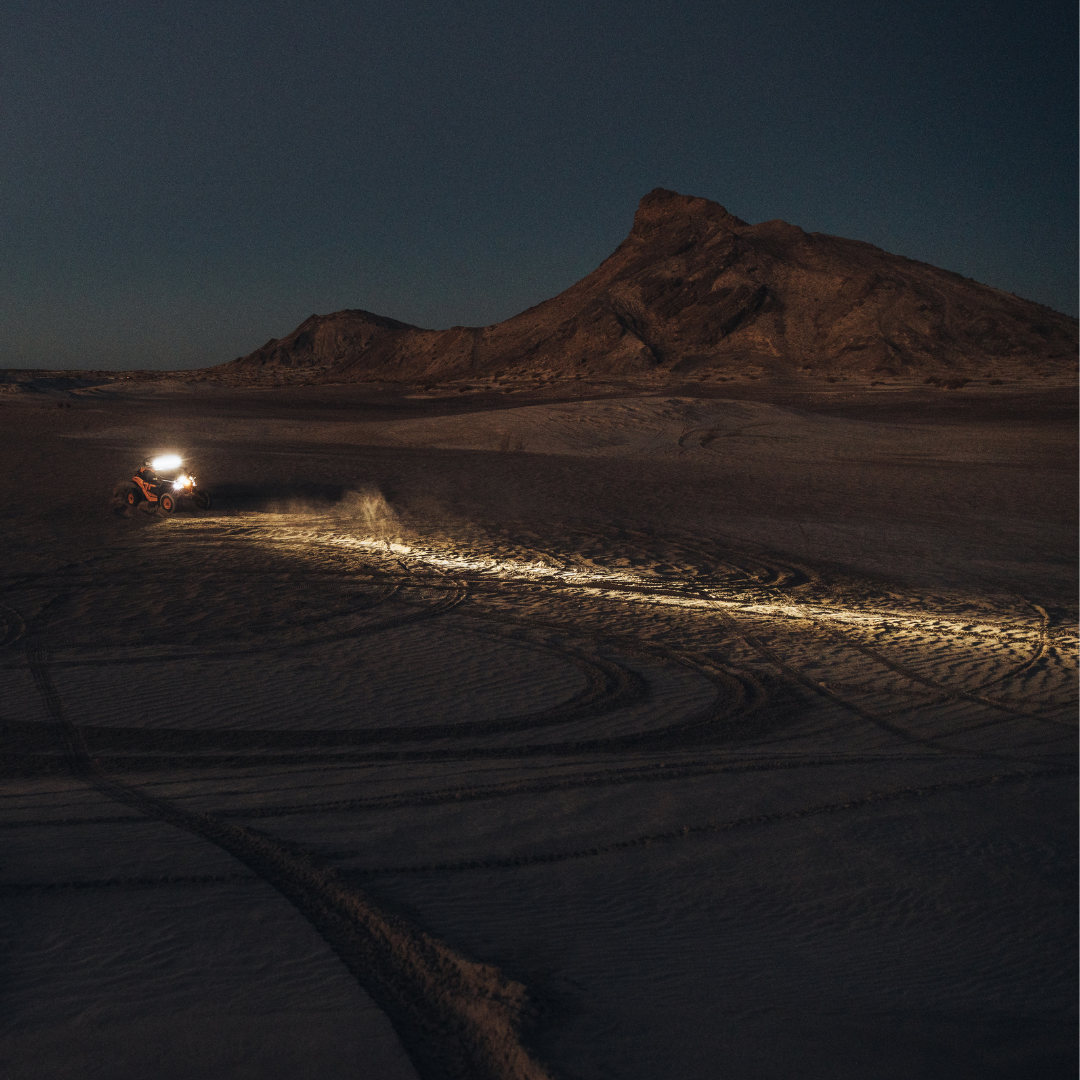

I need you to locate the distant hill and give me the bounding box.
[214,189,1078,384]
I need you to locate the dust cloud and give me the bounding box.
[332,487,398,534]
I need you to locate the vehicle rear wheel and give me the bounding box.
[192,489,211,510]
[113,482,141,505]
[159,492,177,513]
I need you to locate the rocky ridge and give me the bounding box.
[215,189,1078,385]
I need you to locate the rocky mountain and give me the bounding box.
[216,189,1077,384]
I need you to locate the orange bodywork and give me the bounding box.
[132,475,158,502]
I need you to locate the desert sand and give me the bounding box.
[0,374,1076,1079]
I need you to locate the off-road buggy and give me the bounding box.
[113,455,211,513]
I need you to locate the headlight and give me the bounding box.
[173,474,191,489]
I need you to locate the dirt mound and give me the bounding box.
[224,308,421,378]
[217,189,1078,384]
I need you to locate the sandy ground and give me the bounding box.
[0,380,1076,1079]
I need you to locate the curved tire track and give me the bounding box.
[347,767,1074,878]
[24,636,554,1080]
[700,602,1068,764]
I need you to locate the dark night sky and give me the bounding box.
[1,0,1075,370]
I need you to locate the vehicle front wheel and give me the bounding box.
[159,492,177,513]
[192,489,211,510]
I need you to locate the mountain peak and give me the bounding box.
[630,188,749,240]
[216,189,1077,385]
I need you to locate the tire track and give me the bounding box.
[829,634,1072,725]
[207,753,971,821]
[10,525,1072,1078]
[347,767,1074,878]
[24,636,554,1080]
[1,873,253,891]
[7,592,756,770]
[978,598,1052,687]
[437,524,813,591]
[0,814,148,828]
[351,531,1068,747]
[445,597,765,731]
[53,640,644,745]
[27,582,460,667]
[698,601,1065,763]
[0,752,951,828]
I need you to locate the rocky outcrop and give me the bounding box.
[224,309,419,376]
[217,189,1078,383]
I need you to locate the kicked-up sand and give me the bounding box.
[0,378,1075,1079]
